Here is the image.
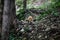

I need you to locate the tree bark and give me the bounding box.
[1,0,16,40]
[10,0,17,33]
[10,0,16,26]
[0,0,4,33]
[1,0,11,39]
[23,0,27,9]
[23,0,27,19]
[0,0,4,40]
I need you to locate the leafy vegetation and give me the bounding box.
[9,0,60,40]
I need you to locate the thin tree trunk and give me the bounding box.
[23,0,27,19]
[23,0,27,10]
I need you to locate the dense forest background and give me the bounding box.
[0,0,60,40]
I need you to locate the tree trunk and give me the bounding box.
[10,0,17,33]
[10,0,16,27]
[1,0,16,40]
[23,0,27,19]
[0,0,4,40]
[23,0,27,9]
[0,0,4,33]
